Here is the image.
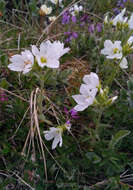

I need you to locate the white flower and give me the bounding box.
[128,13,133,29]
[44,127,63,149]
[32,40,70,68]
[8,50,34,74]
[49,16,56,22]
[119,57,128,69]
[112,8,127,26]
[72,85,97,111]
[72,73,99,112]
[70,4,83,16]
[127,36,133,46]
[50,0,63,4]
[101,40,123,59]
[39,4,52,16]
[83,72,99,89]
[105,8,133,30]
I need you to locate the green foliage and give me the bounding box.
[109,130,131,150]
[0,0,133,189]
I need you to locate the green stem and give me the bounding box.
[95,108,104,140]
[106,57,123,87]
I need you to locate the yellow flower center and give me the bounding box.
[41,56,47,63]
[113,48,119,54]
[74,10,78,15]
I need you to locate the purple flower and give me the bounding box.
[72,32,78,38]
[71,16,77,23]
[64,31,78,42]
[96,23,102,32]
[80,14,90,22]
[62,11,70,25]
[64,107,79,119]
[88,24,95,33]
[120,3,125,8]
[113,8,121,15]
[117,0,126,8]
[70,108,79,119]
[80,14,90,26]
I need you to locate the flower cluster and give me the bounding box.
[8,40,70,74]
[39,0,64,22]
[43,121,71,149]
[72,72,118,112]
[113,0,127,15]
[62,4,83,25]
[102,8,133,69]
[72,72,99,111]
[100,37,133,69]
[105,8,133,29]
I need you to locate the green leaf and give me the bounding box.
[85,152,101,164]
[109,130,131,149]
[127,76,133,91]
[0,78,9,89]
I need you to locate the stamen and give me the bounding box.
[113,48,119,54]
[41,57,47,63]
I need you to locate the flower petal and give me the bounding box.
[32,45,40,56]
[119,57,128,69]
[72,94,86,105]
[73,104,89,111]
[52,135,60,149]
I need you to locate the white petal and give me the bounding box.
[107,52,122,59]
[80,84,98,98]
[44,133,54,141]
[74,104,89,111]
[32,45,39,56]
[47,59,60,68]
[88,88,98,98]
[59,135,63,147]
[112,8,126,25]
[128,14,133,29]
[104,40,113,47]
[86,96,94,105]
[10,55,23,63]
[80,84,90,96]
[128,36,133,45]
[72,94,86,105]
[114,41,122,50]
[40,42,49,55]
[52,135,60,149]
[83,72,99,88]
[23,68,32,74]
[119,57,128,69]
[44,127,57,141]
[8,63,23,72]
